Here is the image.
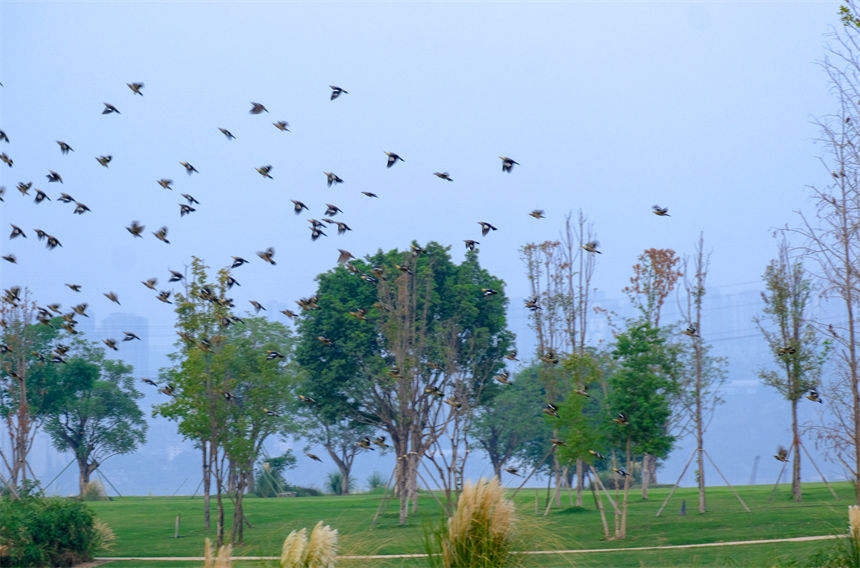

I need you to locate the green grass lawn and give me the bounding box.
[88,482,852,567]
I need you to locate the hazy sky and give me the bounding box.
[0,1,847,494]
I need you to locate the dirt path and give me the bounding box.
[92,533,844,562]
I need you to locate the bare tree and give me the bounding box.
[792,3,860,504]
[678,233,726,512]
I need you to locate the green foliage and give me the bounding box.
[607,322,680,458]
[756,250,827,402]
[42,339,147,493]
[0,496,104,567]
[473,364,550,475]
[325,471,356,495]
[255,454,295,498]
[366,471,387,490]
[842,5,860,28]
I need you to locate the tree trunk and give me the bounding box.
[641,454,650,500]
[77,459,97,496]
[576,458,584,506]
[791,398,802,502]
[231,472,247,545]
[202,442,211,529]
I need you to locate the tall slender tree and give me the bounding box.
[677,233,726,513]
[755,238,825,502]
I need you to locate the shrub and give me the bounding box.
[366,471,387,491]
[280,521,338,568]
[325,472,355,495]
[425,477,517,568]
[0,496,103,567]
[80,480,108,501]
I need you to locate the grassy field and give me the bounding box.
[88,482,852,567]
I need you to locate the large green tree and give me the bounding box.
[607,322,680,539]
[295,242,513,523]
[43,340,147,496]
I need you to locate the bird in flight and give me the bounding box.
[57,141,73,154]
[325,172,344,187]
[218,128,235,140]
[774,446,789,463]
[273,121,290,132]
[500,156,518,172]
[386,152,404,167]
[180,161,198,175]
[127,82,144,95]
[478,222,497,236]
[330,85,348,100]
[250,102,268,114]
[102,103,120,114]
[582,241,601,254]
[96,155,112,167]
[434,172,453,182]
[257,247,276,265]
[652,205,670,216]
[256,165,273,179]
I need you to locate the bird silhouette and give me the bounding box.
[386,152,404,167]
[250,102,268,114]
[102,103,120,114]
[478,222,497,236]
[330,85,348,100]
[127,82,144,95]
[500,156,518,172]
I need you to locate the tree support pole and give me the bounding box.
[370,464,398,531]
[656,446,699,517]
[42,458,76,492]
[704,450,750,512]
[511,446,556,500]
[798,439,839,500]
[588,464,620,514]
[96,468,124,500]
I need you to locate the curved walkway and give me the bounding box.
[93,533,844,562]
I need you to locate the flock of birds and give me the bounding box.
[0,80,819,482]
